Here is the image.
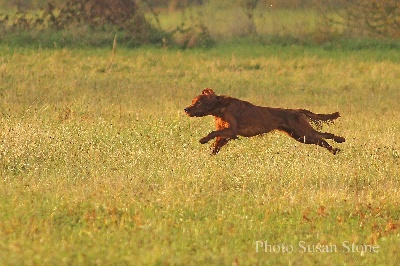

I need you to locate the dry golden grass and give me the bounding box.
[0,44,399,265]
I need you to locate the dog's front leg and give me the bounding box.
[211,137,229,154]
[199,128,238,144]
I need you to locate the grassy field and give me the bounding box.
[0,43,399,265]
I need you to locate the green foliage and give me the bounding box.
[2,1,400,49]
[318,0,400,39]
[0,0,166,47]
[46,0,145,30]
[0,45,399,264]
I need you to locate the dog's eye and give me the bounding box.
[195,101,201,105]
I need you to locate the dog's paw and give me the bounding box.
[331,148,341,155]
[334,136,345,143]
[199,137,209,144]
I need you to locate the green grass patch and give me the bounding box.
[0,44,399,265]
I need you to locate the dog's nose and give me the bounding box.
[184,108,188,112]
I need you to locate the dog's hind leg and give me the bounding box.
[316,132,345,143]
[299,135,340,155]
[315,138,339,154]
[278,126,340,154]
[297,114,345,144]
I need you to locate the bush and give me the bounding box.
[318,0,400,39]
[0,0,166,47]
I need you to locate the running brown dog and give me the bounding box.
[184,88,345,155]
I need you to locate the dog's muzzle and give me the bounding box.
[184,108,192,116]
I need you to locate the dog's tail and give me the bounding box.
[299,110,340,129]
[299,109,340,122]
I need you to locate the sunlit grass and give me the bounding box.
[0,44,399,265]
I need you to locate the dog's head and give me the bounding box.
[184,88,224,117]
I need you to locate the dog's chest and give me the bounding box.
[214,117,230,129]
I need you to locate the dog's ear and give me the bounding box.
[202,88,215,95]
